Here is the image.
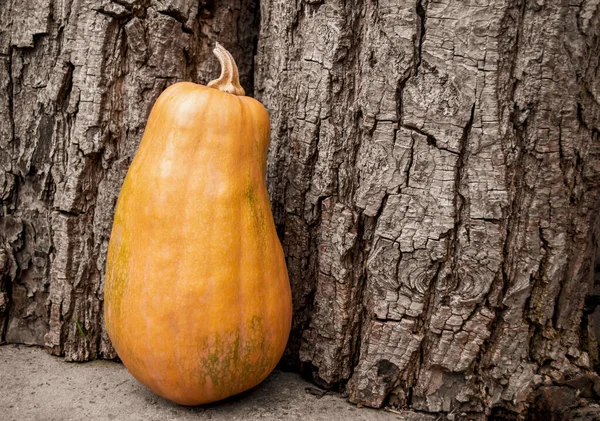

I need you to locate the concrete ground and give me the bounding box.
[0,344,428,421]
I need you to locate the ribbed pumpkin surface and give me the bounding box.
[104,81,292,405]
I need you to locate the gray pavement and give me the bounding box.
[0,344,420,421]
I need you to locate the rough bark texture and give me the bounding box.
[255,0,600,418]
[2,0,600,419]
[0,0,258,360]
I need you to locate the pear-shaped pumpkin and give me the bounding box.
[104,43,292,405]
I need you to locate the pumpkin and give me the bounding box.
[103,43,292,405]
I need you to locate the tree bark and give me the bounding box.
[0,0,258,360]
[2,0,600,419]
[255,0,600,418]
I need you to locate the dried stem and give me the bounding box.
[207,42,245,96]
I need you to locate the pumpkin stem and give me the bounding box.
[207,42,245,96]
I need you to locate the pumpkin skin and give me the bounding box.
[104,77,292,405]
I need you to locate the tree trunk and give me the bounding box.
[255,0,600,418]
[2,0,600,419]
[0,0,258,360]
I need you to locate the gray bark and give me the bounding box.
[0,0,258,360]
[255,0,600,418]
[1,0,600,419]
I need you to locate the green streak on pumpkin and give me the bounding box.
[105,209,132,320]
[246,183,255,207]
[197,314,274,396]
[245,182,266,236]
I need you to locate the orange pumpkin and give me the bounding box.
[103,43,292,405]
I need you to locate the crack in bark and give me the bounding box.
[414,0,427,75]
[345,213,374,387]
[6,48,15,184]
[407,262,442,406]
[156,8,193,33]
[405,133,416,188]
[0,46,15,344]
[56,62,74,113]
[401,123,441,150]
[446,102,476,288]
[93,7,132,21]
